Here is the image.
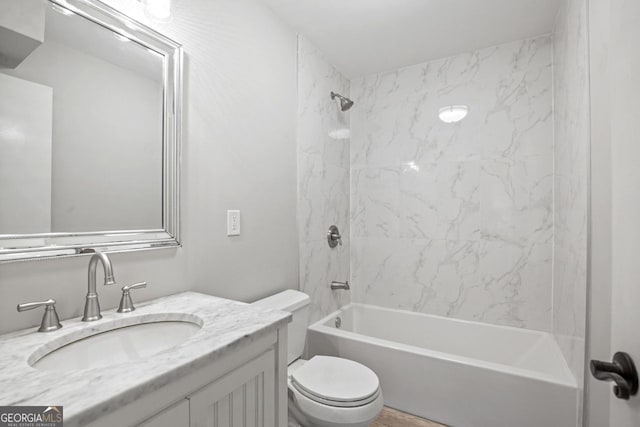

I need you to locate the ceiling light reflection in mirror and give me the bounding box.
[140,0,172,22]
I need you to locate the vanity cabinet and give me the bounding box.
[189,350,275,427]
[88,327,288,427]
[139,350,275,427]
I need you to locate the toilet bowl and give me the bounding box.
[288,357,384,427]
[252,290,384,427]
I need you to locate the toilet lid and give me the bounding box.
[291,356,379,404]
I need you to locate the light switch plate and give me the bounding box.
[227,210,240,236]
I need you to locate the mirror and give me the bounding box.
[0,0,182,261]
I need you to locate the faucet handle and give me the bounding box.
[17,299,62,332]
[117,282,147,313]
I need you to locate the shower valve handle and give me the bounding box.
[331,232,342,245]
[327,225,342,248]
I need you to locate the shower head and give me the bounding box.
[331,91,354,111]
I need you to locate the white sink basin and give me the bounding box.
[32,320,201,371]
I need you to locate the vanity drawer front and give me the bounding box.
[189,350,276,427]
[138,399,189,427]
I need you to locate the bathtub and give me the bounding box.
[307,304,578,427]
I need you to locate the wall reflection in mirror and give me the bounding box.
[0,1,164,235]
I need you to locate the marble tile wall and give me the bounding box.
[350,36,554,331]
[297,37,351,322]
[552,0,589,391]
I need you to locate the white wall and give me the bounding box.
[585,0,612,424]
[297,37,351,322]
[0,73,52,234]
[349,36,554,331]
[0,0,299,334]
[5,40,164,232]
[552,0,590,404]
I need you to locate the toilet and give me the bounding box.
[252,290,384,427]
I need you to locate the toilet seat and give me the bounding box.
[292,382,381,408]
[289,382,384,427]
[291,356,380,408]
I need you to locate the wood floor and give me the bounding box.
[371,407,447,427]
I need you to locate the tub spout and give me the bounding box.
[331,281,350,290]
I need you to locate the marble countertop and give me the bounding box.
[0,291,290,425]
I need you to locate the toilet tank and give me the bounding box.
[252,290,310,364]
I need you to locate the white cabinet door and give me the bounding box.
[189,350,276,427]
[138,400,189,427]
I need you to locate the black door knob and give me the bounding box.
[590,352,639,400]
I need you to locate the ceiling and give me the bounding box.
[263,0,561,78]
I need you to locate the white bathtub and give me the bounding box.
[307,304,578,427]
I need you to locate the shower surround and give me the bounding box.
[552,0,589,391]
[295,12,588,425]
[350,35,554,331]
[296,37,351,322]
[297,28,586,360]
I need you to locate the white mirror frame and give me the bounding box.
[0,0,182,262]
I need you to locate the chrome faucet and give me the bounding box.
[82,252,116,321]
[331,280,350,290]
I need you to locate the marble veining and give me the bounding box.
[552,0,589,392]
[297,37,351,322]
[350,35,554,331]
[0,292,290,426]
